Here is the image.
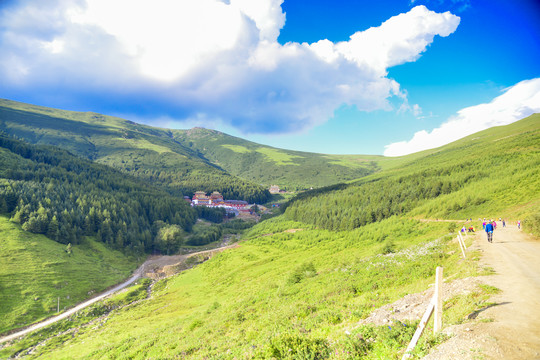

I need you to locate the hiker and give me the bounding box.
[482,221,486,230]
[517,220,521,229]
[485,221,494,243]
[492,220,497,229]
[502,219,506,227]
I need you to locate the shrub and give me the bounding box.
[260,333,329,360]
[287,262,317,285]
[381,240,396,254]
[188,319,203,331]
[524,210,540,237]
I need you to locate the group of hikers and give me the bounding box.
[482,218,521,243]
[460,218,521,243]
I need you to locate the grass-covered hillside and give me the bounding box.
[284,114,540,231]
[0,133,224,336]
[0,215,136,335]
[2,218,485,359]
[0,99,386,195]
[0,99,269,203]
[173,127,380,190]
[3,115,537,359]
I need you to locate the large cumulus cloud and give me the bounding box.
[0,0,460,134]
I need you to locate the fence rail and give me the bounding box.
[402,266,443,360]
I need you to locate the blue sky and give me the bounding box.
[0,0,539,155]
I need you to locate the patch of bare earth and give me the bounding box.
[357,277,484,328]
[143,244,239,279]
[284,228,303,233]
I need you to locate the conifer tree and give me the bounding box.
[47,215,59,241]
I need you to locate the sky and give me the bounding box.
[0,0,539,156]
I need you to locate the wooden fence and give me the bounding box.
[402,266,444,360]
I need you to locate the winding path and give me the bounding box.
[0,244,237,344]
[0,268,142,344]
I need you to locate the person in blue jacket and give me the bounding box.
[485,220,494,243]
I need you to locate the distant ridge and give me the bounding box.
[0,98,381,192]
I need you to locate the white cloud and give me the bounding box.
[412,104,422,116]
[330,5,459,76]
[0,1,459,134]
[384,78,540,156]
[231,0,286,42]
[68,0,256,81]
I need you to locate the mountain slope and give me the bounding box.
[173,127,380,190]
[0,99,381,195]
[3,115,538,359]
[0,215,136,334]
[0,99,269,202]
[284,114,540,230]
[0,133,197,253]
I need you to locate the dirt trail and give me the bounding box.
[0,244,237,345]
[424,225,540,359]
[0,269,142,345]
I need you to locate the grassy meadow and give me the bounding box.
[1,217,492,359]
[0,216,136,335]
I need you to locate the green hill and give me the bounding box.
[3,115,538,359]
[4,217,468,359]
[284,114,540,230]
[0,215,136,334]
[0,99,382,195]
[0,99,269,203]
[0,133,197,254]
[172,127,380,190]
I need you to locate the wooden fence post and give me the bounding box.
[457,232,466,259]
[458,232,467,250]
[402,266,444,359]
[402,301,434,360]
[434,267,443,333]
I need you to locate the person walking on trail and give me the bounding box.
[485,221,494,243]
[518,220,521,229]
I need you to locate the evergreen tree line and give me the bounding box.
[195,206,226,223]
[186,225,223,246]
[284,167,488,231]
[284,120,540,232]
[100,150,272,204]
[0,134,197,254]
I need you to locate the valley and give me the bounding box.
[1,0,538,358]
[0,100,538,359]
